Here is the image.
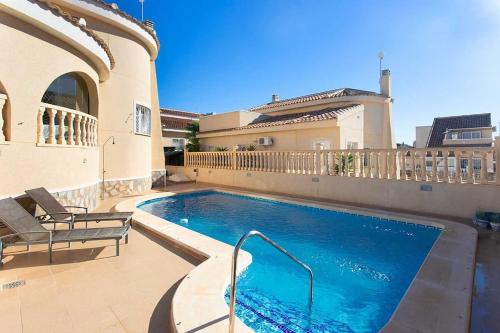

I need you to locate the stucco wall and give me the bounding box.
[0,12,100,196]
[177,167,500,219]
[200,122,340,151]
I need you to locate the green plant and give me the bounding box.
[215,146,228,151]
[246,144,256,151]
[185,122,200,152]
[334,154,354,174]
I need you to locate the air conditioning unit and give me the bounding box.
[257,137,273,146]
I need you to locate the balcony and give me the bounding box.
[37,103,97,147]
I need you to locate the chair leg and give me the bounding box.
[125,234,129,244]
[116,239,120,256]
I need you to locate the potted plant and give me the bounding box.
[490,213,500,232]
[473,212,490,229]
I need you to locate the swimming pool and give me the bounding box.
[139,191,441,332]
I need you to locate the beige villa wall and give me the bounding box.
[200,123,340,151]
[337,107,364,149]
[198,98,393,150]
[0,12,100,197]
[80,14,153,182]
[170,166,500,219]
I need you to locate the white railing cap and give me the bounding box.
[40,102,97,121]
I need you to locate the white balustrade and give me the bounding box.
[37,103,97,147]
[184,146,497,185]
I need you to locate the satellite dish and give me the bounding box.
[378,51,384,60]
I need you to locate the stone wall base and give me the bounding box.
[100,176,152,199]
[152,169,167,188]
[52,183,99,212]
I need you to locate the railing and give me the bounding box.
[228,230,313,333]
[37,103,97,147]
[0,93,6,142]
[186,145,499,185]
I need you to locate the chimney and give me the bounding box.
[143,20,155,30]
[380,69,391,97]
[271,94,280,103]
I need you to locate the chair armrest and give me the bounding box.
[64,206,88,214]
[0,230,52,240]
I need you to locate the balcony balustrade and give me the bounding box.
[186,145,499,185]
[37,103,97,147]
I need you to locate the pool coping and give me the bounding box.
[114,187,477,333]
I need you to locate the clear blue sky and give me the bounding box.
[115,0,499,144]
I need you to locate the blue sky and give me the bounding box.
[116,0,499,144]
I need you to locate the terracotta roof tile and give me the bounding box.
[161,108,200,119]
[202,104,362,134]
[38,0,115,69]
[161,117,193,130]
[250,88,382,112]
[427,113,492,147]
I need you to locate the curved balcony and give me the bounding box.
[37,103,97,148]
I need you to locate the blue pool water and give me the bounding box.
[139,191,441,332]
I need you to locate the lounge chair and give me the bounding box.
[25,187,132,229]
[0,198,130,266]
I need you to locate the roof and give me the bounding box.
[250,88,383,112]
[161,118,192,131]
[427,113,492,147]
[202,104,362,134]
[38,0,115,69]
[87,0,160,49]
[161,108,200,119]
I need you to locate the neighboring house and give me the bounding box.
[197,70,395,151]
[160,108,200,151]
[415,113,496,176]
[0,1,165,207]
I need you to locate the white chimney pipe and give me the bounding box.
[380,69,391,97]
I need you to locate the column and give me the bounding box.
[431,151,438,182]
[47,108,57,144]
[443,150,449,183]
[67,113,75,145]
[37,106,46,144]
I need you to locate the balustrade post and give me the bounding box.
[412,151,418,181]
[392,151,398,180]
[421,153,427,181]
[47,108,57,144]
[67,113,75,145]
[455,151,462,183]
[467,153,474,184]
[443,150,449,182]
[74,115,81,145]
[0,96,6,142]
[56,111,67,145]
[480,152,488,184]
[400,151,406,180]
[37,106,46,144]
[81,117,88,146]
[431,151,438,182]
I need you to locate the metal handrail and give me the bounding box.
[228,230,313,332]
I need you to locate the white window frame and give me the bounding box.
[133,101,151,136]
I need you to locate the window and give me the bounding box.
[447,130,481,140]
[347,141,358,150]
[134,102,151,136]
[42,73,89,113]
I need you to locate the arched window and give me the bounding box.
[42,73,89,114]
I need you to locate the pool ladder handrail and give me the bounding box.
[228,230,313,333]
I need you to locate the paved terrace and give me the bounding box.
[0,183,498,332]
